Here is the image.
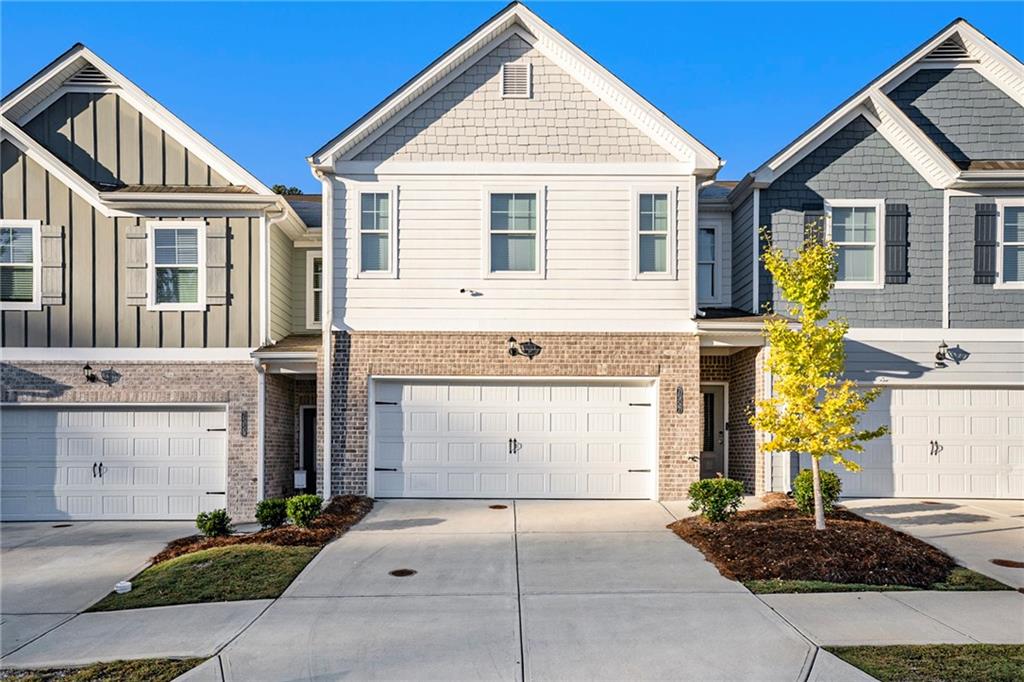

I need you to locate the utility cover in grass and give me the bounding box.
[89,544,318,611]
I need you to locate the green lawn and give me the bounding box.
[745,567,1012,594]
[829,644,1024,682]
[89,544,319,612]
[0,658,205,682]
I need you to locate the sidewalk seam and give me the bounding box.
[880,593,981,643]
[513,500,526,682]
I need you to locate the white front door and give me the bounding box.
[372,380,656,499]
[818,387,1023,499]
[0,405,228,520]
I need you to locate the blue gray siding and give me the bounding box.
[759,116,943,326]
[730,192,754,312]
[889,68,1024,164]
[948,194,1024,328]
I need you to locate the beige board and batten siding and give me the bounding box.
[332,175,694,331]
[0,141,261,348]
[22,91,232,187]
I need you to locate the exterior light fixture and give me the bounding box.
[507,337,542,360]
[935,340,949,368]
[82,364,98,383]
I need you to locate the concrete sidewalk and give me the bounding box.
[761,591,1024,646]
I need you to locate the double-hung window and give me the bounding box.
[999,202,1024,287]
[632,190,673,279]
[487,192,540,275]
[359,191,394,276]
[826,200,883,288]
[697,223,719,302]
[307,251,323,328]
[0,220,41,310]
[149,221,205,310]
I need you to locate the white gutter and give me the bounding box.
[258,214,268,346]
[942,189,950,329]
[751,188,760,312]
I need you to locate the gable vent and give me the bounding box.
[66,64,113,86]
[923,35,974,62]
[501,62,532,99]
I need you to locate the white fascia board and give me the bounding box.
[959,23,1024,106]
[0,48,86,117]
[0,347,256,362]
[0,119,123,218]
[334,160,697,177]
[868,93,959,188]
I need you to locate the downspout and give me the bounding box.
[942,189,950,329]
[313,166,334,501]
[255,359,266,503]
[258,214,268,346]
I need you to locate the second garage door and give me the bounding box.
[817,387,1023,499]
[0,405,228,520]
[371,379,656,499]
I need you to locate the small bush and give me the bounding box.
[196,509,233,537]
[287,494,323,528]
[255,498,288,529]
[792,468,843,516]
[688,477,745,522]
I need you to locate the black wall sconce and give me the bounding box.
[508,337,542,360]
[935,340,948,368]
[82,364,98,383]
[240,411,249,437]
[675,386,684,414]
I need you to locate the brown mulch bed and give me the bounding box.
[670,498,956,587]
[152,495,373,564]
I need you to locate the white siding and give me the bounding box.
[291,247,316,333]
[268,225,293,342]
[331,174,695,332]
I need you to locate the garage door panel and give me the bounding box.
[373,380,655,499]
[0,405,227,520]
[818,388,1022,500]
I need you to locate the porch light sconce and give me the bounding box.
[675,386,684,414]
[82,364,98,383]
[508,337,542,360]
[935,340,948,368]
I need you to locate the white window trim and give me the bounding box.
[0,219,42,312]
[825,199,885,290]
[995,198,1024,289]
[354,185,398,279]
[306,250,323,329]
[630,187,677,280]
[146,220,207,312]
[697,218,724,305]
[481,186,546,279]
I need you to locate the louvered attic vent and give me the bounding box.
[501,63,532,98]
[923,35,974,62]
[66,65,113,86]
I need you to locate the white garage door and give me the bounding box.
[372,380,656,499]
[1,405,227,520]
[818,388,1023,499]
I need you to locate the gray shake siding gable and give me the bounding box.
[758,115,943,327]
[889,68,1024,164]
[948,194,1024,328]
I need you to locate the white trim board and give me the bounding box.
[0,348,256,362]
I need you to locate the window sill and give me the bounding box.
[147,303,208,312]
[993,281,1024,290]
[484,270,545,280]
[633,272,676,281]
[0,301,42,312]
[834,282,884,290]
[355,271,397,280]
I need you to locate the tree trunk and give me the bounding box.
[810,456,826,530]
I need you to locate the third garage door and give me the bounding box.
[371,379,656,499]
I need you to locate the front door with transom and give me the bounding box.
[700,385,726,479]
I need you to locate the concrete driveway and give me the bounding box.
[842,498,1024,588]
[217,500,814,681]
[0,520,193,656]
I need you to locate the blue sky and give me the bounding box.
[3,2,1022,192]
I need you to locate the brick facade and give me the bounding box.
[263,373,297,500]
[0,361,260,519]
[328,331,701,499]
[699,348,767,495]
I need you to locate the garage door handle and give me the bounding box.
[92,462,97,478]
[98,463,104,477]
[375,467,398,472]
[628,469,651,473]
[206,428,226,432]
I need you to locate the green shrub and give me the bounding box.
[255,498,288,529]
[792,468,843,516]
[286,494,323,528]
[195,509,233,537]
[687,477,745,522]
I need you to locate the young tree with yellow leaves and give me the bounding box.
[750,224,888,530]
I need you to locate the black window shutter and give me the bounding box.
[884,203,909,284]
[802,201,825,244]
[974,203,998,284]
